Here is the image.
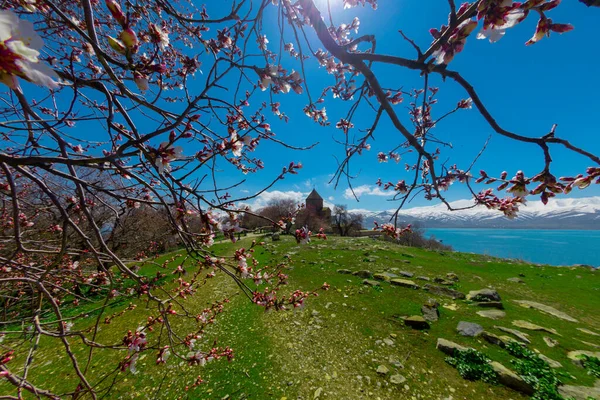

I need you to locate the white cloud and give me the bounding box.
[242,190,306,210]
[328,196,335,201]
[240,189,250,194]
[344,185,389,200]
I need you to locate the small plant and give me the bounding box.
[505,342,563,400]
[445,349,498,384]
[582,355,600,378]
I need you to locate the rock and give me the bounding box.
[443,303,458,311]
[389,374,406,385]
[373,273,389,281]
[567,350,600,368]
[313,387,323,399]
[543,336,559,348]
[446,272,459,282]
[337,269,353,274]
[404,315,430,330]
[433,277,454,285]
[538,353,562,369]
[390,279,420,290]
[558,383,600,400]
[424,284,466,300]
[490,361,535,395]
[513,300,578,322]
[399,271,414,278]
[577,328,600,337]
[436,338,469,356]
[475,301,504,309]
[467,288,501,302]
[421,299,440,322]
[376,365,389,375]
[362,279,380,287]
[383,338,395,346]
[416,276,431,282]
[477,310,506,320]
[456,321,484,337]
[579,340,600,349]
[401,253,414,258]
[507,277,525,283]
[353,270,373,279]
[388,356,404,368]
[481,331,507,347]
[495,326,531,344]
[512,320,560,336]
[272,233,280,241]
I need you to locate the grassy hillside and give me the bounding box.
[1,235,599,399]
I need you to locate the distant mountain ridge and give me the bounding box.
[352,197,600,229]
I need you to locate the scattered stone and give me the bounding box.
[373,273,389,282]
[577,328,600,337]
[404,315,430,330]
[388,356,404,368]
[579,340,600,349]
[272,233,280,241]
[490,361,535,395]
[474,301,504,309]
[456,321,484,337]
[537,353,562,369]
[383,338,395,346]
[433,277,454,285]
[362,279,380,287]
[376,365,389,375]
[477,310,506,320]
[567,350,600,368]
[421,299,440,322]
[337,269,352,274]
[401,253,414,258]
[353,270,373,279]
[513,300,578,322]
[443,303,458,311]
[313,387,323,399]
[507,277,525,283]
[495,326,531,344]
[512,320,560,336]
[416,276,431,282]
[399,271,414,278]
[424,284,466,300]
[389,374,406,385]
[543,336,559,348]
[390,279,420,290]
[558,384,600,400]
[467,288,501,302]
[436,338,468,356]
[446,272,459,282]
[481,331,509,347]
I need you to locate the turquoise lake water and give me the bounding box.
[424,229,600,267]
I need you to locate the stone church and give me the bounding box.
[298,189,331,230]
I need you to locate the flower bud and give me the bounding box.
[105,0,127,27]
[120,28,139,53]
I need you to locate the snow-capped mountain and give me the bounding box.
[353,197,600,229]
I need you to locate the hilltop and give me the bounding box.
[1,236,599,399]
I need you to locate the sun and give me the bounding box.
[313,0,343,16]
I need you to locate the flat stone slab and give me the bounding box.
[433,277,454,285]
[543,336,559,348]
[390,278,419,290]
[353,270,373,279]
[337,269,352,274]
[538,353,562,369]
[494,326,531,344]
[482,331,515,348]
[436,338,468,356]
[507,277,525,283]
[568,350,600,367]
[467,288,501,302]
[477,310,506,320]
[490,361,535,395]
[457,321,484,337]
[558,384,600,400]
[399,271,414,278]
[512,320,560,336]
[404,315,430,330]
[362,279,380,287]
[416,276,431,282]
[577,328,600,337]
[421,299,440,322]
[424,284,465,300]
[513,300,578,322]
[373,273,391,282]
[475,301,504,309]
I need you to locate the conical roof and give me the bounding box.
[306,189,322,200]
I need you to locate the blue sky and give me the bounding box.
[221,0,600,211]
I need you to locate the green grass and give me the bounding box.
[1,235,599,399]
